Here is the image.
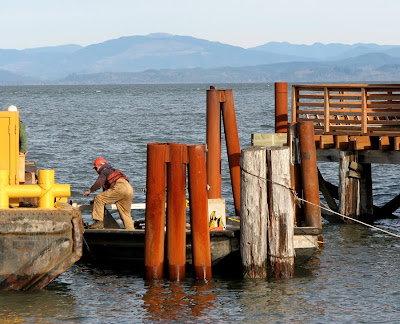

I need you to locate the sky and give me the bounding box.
[2,0,400,50]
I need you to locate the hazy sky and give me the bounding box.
[2,0,399,50]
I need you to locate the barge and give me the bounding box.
[0,110,84,290]
[80,205,320,274]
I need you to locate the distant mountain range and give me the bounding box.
[1,33,400,85]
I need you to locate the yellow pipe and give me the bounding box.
[0,169,71,209]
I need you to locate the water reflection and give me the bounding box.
[143,280,217,321]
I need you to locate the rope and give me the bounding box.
[240,166,400,240]
[296,196,400,239]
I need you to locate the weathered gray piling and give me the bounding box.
[240,146,295,279]
[240,147,268,278]
[266,146,295,278]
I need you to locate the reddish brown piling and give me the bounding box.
[297,122,322,231]
[221,89,241,216]
[188,145,212,280]
[206,87,222,199]
[275,82,288,133]
[166,143,188,281]
[288,122,303,226]
[145,143,167,280]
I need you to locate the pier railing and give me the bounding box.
[291,84,400,136]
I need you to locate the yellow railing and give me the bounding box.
[291,84,400,136]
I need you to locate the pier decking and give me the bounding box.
[293,84,400,162]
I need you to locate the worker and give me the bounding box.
[83,158,135,229]
[7,105,27,155]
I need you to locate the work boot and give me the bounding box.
[87,220,104,229]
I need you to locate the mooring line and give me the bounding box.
[240,166,400,239]
[296,197,400,239]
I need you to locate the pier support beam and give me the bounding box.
[339,151,358,222]
[339,152,373,223]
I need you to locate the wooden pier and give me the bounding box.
[82,83,400,281]
[254,83,400,223]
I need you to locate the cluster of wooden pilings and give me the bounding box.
[144,143,212,281]
[240,83,323,279]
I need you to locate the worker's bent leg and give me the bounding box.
[92,186,125,221]
[114,179,135,229]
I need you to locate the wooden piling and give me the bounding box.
[206,88,222,199]
[266,146,295,278]
[221,89,241,216]
[339,151,358,222]
[275,82,288,133]
[166,143,187,281]
[298,121,322,231]
[359,163,373,222]
[240,147,268,278]
[188,144,212,280]
[145,143,167,280]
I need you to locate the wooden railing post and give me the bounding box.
[291,85,298,123]
[324,87,330,134]
[361,88,368,135]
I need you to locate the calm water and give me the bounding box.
[0,83,399,323]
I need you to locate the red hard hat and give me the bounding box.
[93,157,106,169]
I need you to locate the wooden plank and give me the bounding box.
[330,94,362,100]
[251,133,288,147]
[367,94,400,100]
[298,94,325,99]
[297,102,325,108]
[317,148,400,164]
[379,136,392,150]
[329,102,362,108]
[335,135,350,149]
[320,135,335,149]
[353,136,378,150]
[394,137,400,150]
[368,103,400,108]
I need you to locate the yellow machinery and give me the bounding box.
[0,111,20,185]
[0,111,70,208]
